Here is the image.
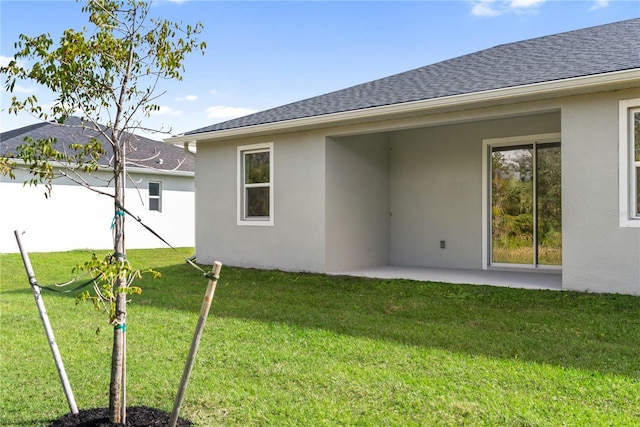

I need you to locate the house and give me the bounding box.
[1,117,195,253]
[169,19,640,295]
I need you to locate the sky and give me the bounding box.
[1,0,639,139]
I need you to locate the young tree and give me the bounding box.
[1,0,205,423]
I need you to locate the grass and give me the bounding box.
[1,248,639,426]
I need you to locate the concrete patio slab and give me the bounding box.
[331,266,562,291]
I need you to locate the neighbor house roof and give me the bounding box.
[1,116,194,173]
[181,18,640,138]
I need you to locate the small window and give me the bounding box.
[149,181,162,212]
[238,143,273,226]
[619,99,640,227]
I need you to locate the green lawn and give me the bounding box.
[1,248,639,426]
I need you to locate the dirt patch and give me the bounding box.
[47,406,192,427]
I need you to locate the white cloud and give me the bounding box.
[175,95,198,102]
[510,0,545,8]
[590,0,609,10]
[0,76,37,94]
[210,89,218,95]
[153,105,183,116]
[1,54,28,69]
[471,1,501,17]
[0,55,13,67]
[150,0,186,7]
[6,84,35,94]
[470,0,546,17]
[206,105,257,120]
[1,56,37,93]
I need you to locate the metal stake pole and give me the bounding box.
[169,261,222,427]
[14,230,79,415]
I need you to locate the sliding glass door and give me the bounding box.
[490,141,561,267]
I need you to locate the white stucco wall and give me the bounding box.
[325,134,390,272]
[561,89,640,295]
[0,169,194,253]
[194,133,326,271]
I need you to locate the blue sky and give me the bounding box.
[1,0,639,137]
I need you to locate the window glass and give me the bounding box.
[149,198,160,212]
[246,187,270,217]
[245,151,270,184]
[490,142,561,266]
[491,147,534,265]
[149,182,160,197]
[536,143,562,265]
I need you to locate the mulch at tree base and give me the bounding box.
[47,406,193,427]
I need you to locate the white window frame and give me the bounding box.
[482,132,561,270]
[619,98,640,227]
[148,180,162,212]
[237,142,274,226]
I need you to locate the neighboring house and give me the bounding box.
[169,19,640,295]
[1,116,195,253]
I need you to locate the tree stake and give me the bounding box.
[14,230,79,415]
[169,261,222,427]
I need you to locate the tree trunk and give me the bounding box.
[109,292,127,423]
[109,153,127,424]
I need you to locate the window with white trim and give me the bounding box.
[238,143,273,226]
[148,181,162,212]
[619,99,640,227]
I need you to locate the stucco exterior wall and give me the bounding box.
[1,169,194,253]
[194,132,326,271]
[388,113,561,269]
[325,134,390,272]
[561,89,640,294]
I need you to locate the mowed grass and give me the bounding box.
[1,248,639,426]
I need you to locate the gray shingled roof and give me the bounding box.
[186,18,640,136]
[1,116,194,172]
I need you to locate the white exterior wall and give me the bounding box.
[194,133,326,271]
[561,89,640,294]
[0,169,194,253]
[325,134,390,272]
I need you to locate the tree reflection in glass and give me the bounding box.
[244,151,270,218]
[491,147,534,264]
[491,143,561,266]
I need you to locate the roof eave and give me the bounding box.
[168,69,640,145]
[125,166,194,177]
[3,159,194,178]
